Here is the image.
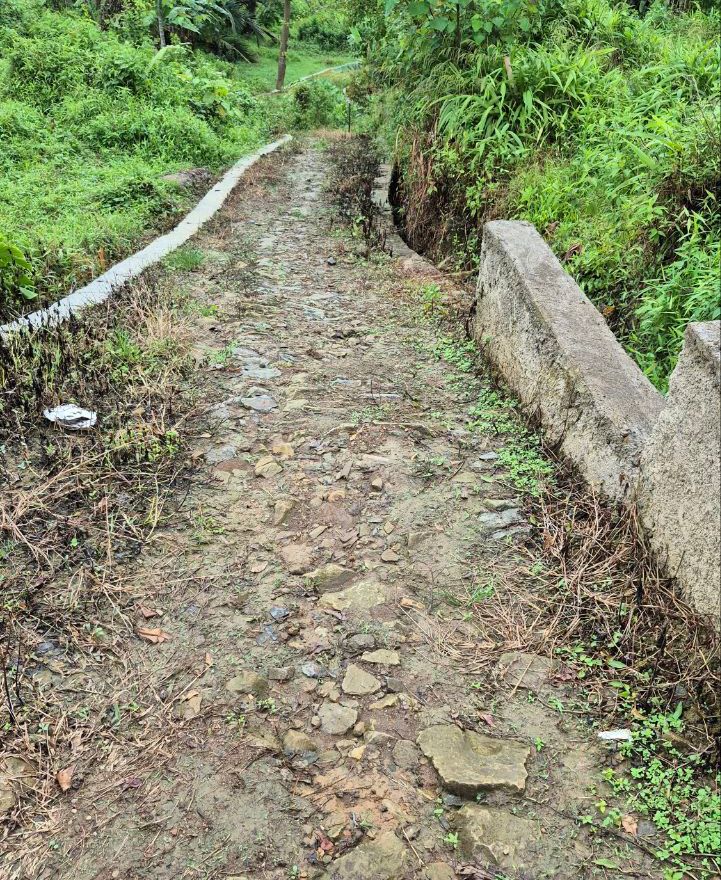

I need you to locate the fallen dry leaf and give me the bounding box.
[137,604,160,620]
[621,814,638,835]
[249,560,269,574]
[399,596,424,611]
[479,712,495,727]
[56,765,75,792]
[136,626,170,644]
[204,652,214,668]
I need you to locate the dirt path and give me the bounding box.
[6,142,656,880]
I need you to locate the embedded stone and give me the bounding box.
[453,804,541,869]
[226,671,268,698]
[307,563,355,592]
[282,730,317,756]
[319,579,387,612]
[416,725,529,796]
[342,664,381,696]
[330,830,408,880]
[361,649,400,666]
[318,703,358,736]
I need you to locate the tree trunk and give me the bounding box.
[156,0,166,48]
[275,0,291,91]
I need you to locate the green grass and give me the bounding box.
[0,0,353,319]
[235,43,356,93]
[356,0,720,389]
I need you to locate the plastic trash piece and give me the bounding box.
[597,729,632,741]
[43,404,97,430]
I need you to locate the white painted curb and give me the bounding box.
[263,60,360,95]
[1,134,293,337]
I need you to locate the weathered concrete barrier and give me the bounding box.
[474,220,720,624]
[474,220,664,501]
[637,322,720,621]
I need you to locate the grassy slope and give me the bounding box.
[236,44,356,93]
[0,2,352,316]
[365,0,720,389]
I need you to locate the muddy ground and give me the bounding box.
[0,141,676,880]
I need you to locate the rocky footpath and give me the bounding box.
[19,143,655,880]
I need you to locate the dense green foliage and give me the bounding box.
[0,0,351,316]
[350,0,720,388]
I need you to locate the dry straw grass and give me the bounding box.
[0,274,198,859]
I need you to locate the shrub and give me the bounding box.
[291,80,346,129]
[0,234,36,313]
[297,12,349,50]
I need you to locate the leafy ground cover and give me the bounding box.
[348,0,720,389]
[0,0,352,319]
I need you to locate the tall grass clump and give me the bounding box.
[351,0,720,389]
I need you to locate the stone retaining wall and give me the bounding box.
[473,220,720,625]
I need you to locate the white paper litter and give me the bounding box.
[597,729,632,741]
[43,404,97,431]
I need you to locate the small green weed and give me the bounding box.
[601,705,721,873]
[163,247,205,272]
[443,831,459,849]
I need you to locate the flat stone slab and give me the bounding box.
[241,394,277,412]
[319,580,388,612]
[417,725,529,796]
[225,671,268,698]
[307,563,355,592]
[342,664,381,696]
[361,649,400,666]
[330,830,408,880]
[319,703,358,736]
[454,804,541,869]
[497,651,555,691]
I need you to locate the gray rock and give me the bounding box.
[319,580,388,612]
[453,804,540,869]
[483,497,518,511]
[478,508,523,529]
[274,498,295,525]
[307,564,355,592]
[329,830,408,880]
[417,725,529,796]
[361,649,400,666]
[385,676,404,693]
[347,633,376,652]
[301,662,326,679]
[226,671,268,698]
[392,739,420,770]
[242,365,281,381]
[204,443,237,464]
[269,606,290,621]
[318,703,358,736]
[241,395,277,412]
[280,543,314,574]
[268,666,294,682]
[497,651,554,691]
[282,729,317,756]
[342,664,381,696]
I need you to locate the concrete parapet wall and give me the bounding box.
[474,220,664,501]
[637,322,721,621]
[473,219,720,625]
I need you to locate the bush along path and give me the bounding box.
[1,139,717,880]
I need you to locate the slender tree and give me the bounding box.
[156,0,166,47]
[275,0,291,91]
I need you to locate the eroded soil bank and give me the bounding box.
[1,139,716,880]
